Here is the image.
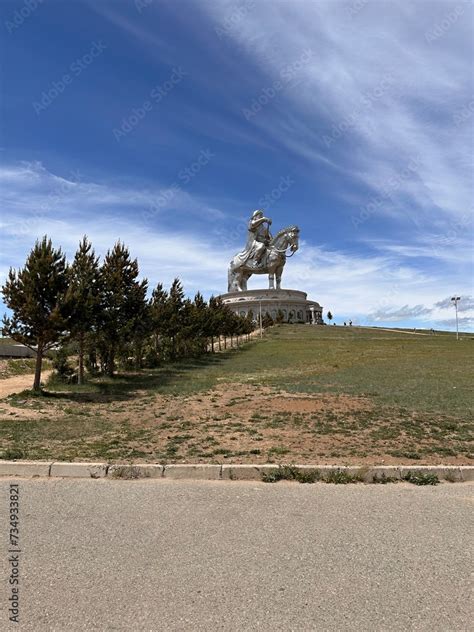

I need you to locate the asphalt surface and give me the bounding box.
[1,479,472,631]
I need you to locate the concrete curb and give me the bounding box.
[0,460,53,477]
[50,462,108,478]
[0,461,473,482]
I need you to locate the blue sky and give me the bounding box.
[1,0,473,329]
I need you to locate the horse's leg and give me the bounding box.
[228,261,241,292]
[238,271,247,292]
[275,264,284,290]
[265,256,275,290]
[268,270,275,289]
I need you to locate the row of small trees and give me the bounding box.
[1,236,255,390]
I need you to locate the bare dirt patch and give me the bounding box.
[1,379,471,465]
[0,371,52,398]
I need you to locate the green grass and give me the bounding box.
[15,326,472,413]
[402,470,440,485]
[246,326,473,415]
[261,465,440,485]
[0,326,472,463]
[261,465,322,483]
[0,358,52,378]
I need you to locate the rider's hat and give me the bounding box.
[252,209,264,218]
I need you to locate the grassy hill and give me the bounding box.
[0,325,472,464]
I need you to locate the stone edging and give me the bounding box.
[0,461,473,482]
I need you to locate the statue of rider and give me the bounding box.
[244,209,273,267]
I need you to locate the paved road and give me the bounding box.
[1,479,472,631]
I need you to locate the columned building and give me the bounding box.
[219,288,323,324]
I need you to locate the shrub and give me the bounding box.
[52,347,76,383]
[262,465,321,484]
[402,471,439,486]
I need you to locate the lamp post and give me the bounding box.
[259,299,263,338]
[451,296,461,340]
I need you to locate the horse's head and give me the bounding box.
[272,225,300,254]
[287,225,300,253]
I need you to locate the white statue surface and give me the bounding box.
[228,210,299,292]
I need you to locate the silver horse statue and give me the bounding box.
[228,215,300,292]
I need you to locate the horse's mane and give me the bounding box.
[271,225,300,243]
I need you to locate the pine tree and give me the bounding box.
[207,295,219,352]
[212,296,228,350]
[327,311,333,323]
[2,236,69,390]
[275,309,285,324]
[65,237,101,384]
[149,282,168,363]
[99,242,148,376]
[129,287,152,369]
[166,278,185,359]
[191,292,209,354]
[262,312,274,328]
[243,313,255,341]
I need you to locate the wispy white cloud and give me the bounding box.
[435,295,474,312]
[436,316,474,329]
[1,162,472,331]
[367,304,432,322]
[0,162,232,295]
[200,0,473,228]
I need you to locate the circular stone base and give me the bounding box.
[219,288,323,324]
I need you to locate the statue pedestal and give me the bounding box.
[219,288,323,324]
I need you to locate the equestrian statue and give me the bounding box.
[228,210,300,292]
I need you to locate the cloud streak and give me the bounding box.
[1,162,473,330]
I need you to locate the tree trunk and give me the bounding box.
[33,346,43,391]
[218,336,222,351]
[107,349,115,377]
[135,342,143,369]
[78,333,85,385]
